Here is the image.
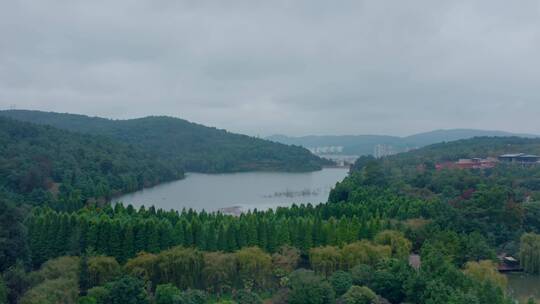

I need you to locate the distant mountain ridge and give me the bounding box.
[0,109,331,173]
[267,129,539,156]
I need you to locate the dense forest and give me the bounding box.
[0,110,330,173]
[0,117,184,208]
[333,137,540,246]
[2,135,540,303]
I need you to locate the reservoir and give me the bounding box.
[115,167,349,213]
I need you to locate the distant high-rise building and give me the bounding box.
[374,144,396,158]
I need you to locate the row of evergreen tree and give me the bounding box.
[26,200,416,268]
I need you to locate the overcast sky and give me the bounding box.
[1,1,540,136]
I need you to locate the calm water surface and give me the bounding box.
[506,273,540,302]
[115,168,348,212]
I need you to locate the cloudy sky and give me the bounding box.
[1,1,540,136]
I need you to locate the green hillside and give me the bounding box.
[0,117,183,209]
[0,110,331,173]
[331,136,540,246]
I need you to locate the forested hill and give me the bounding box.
[331,136,540,246]
[0,117,184,209]
[372,136,540,168]
[0,110,331,173]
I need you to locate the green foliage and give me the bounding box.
[102,276,149,304]
[235,247,272,290]
[288,269,335,304]
[373,230,412,259]
[463,260,507,289]
[19,256,80,304]
[156,247,204,290]
[0,199,28,272]
[369,260,411,304]
[0,110,330,174]
[87,256,121,287]
[341,286,379,304]
[340,241,392,270]
[26,193,404,265]
[78,296,98,304]
[179,289,208,304]
[350,265,374,287]
[203,252,236,294]
[271,246,300,278]
[6,131,538,303]
[309,246,341,277]
[87,286,109,303]
[0,117,184,210]
[20,277,79,304]
[233,289,262,304]
[155,284,182,304]
[520,232,540,274]
[0,276,7,304]
[79,254,90,296]
[335,137,540,246]
[329,271,352,296]
[2,262,31,304]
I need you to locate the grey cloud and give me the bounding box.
[1,0,540,136]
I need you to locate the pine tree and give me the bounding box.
[121,224,135,262]
[217,224,227,251]
[236,221,247,248]
[276,219,291,247]
[185,222,194,246]
[246,219,258,247]
[109,220,123,260]
[205,223,217,251]
[146,221,160,253]
[173,221,185,246]
[134,222,147,254]
[257,221,268,251]
[226,224,238,252]
[86,219,99,252]
[158,221,174,251]
[30,216,47,268]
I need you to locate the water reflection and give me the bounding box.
[506,273,540,302]
[115,168,349,213]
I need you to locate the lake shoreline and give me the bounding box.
[114,168,349,213]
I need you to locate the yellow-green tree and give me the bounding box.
[341,241,391,270]
[374,230,412,259]
[341,286,379,304]
[463,260,507,289]
[203,252,237,294]
[520,233,540,274]
[310,246,341,277]
[156,246,204,289]
[19,256,80,304]
[235,247,272,290]
[124,252,159,288]
[88,256,121,287]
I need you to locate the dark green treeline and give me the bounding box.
[27,187,432,268]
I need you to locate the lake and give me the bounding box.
[115,167,349,213]
[506,273,540,302]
